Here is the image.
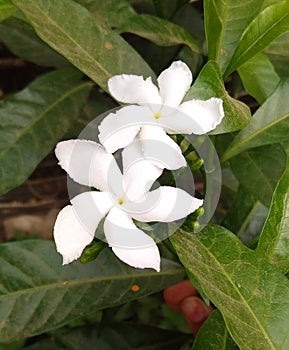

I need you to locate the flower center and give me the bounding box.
[153,112,161,119]
[117,197,125,205]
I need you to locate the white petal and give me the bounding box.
[157,61,192,107]
[108,74,162,104]
[139,125,186,170]
[112,246,160,272]
[55,140,123,194]
[104,207,160,271]
[71,191,114,234]
[156,108,201,134]
[53,205,95,265]
[98,105,153,154]
[122,141,163,201]
[130,186,203,223]
[179,98,224,134]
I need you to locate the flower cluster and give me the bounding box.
[53,61,224,271]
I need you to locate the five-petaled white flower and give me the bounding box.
[99,60,224,170]
[54,139,203,271]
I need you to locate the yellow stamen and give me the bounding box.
[118,197,125,205]
[153,112,161,119]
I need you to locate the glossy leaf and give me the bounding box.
[0,240,184,343]
[185,60,251,134]
[264,32,289,76]
[0,17,69,67]
[25,322,190,350]
[238,52,280,104]
[192,310,239,350]
[0,0,16,22]
[171,226,289,350]
[0,68,92,195]
[230,144,286,207]
[11,0,155,92]
[257,156,289,273]
[204,0,263,73]
[222,76,289,161]
[224,0,289,77]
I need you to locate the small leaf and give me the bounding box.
[192,310,239,350]
[171,226,289,350]
[222,76,289,161]
[0,0,16,23]
[185,60,251,134]
[0,17,69,67]
[224,0,289,77]
[257,156,289,273]
[238,52,280,104]
[230,144,286,207]
[204,0,263,73]
[0,240,184,343]
[0,68,92,195]
[11,0,155,91]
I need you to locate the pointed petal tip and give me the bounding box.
[112,246,161,271]
[192,198,204,212]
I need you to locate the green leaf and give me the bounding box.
[224,0,289,77]
[222,76,289,161]
[66,86,117,138]
[116,14,202,54]
[192,310,239,350]
[261,0,282,10]
[264,32,289,76]
[25,322,190,350]
[62,323,189,350]
[0,68,92,195]
[223,186,268,245]
[204,0,263,73]
[238,52,280,104]
[24,341,58,350]
[230,144,286,207]
[171,226,289,350]
[185,60,251,134]
[0,240,184,343]
[76,0,132,16]
[11,0,155,92]
[0,17,69,67]
[76,1,202,54]
[0,0,16,23]
[257,157,289,273]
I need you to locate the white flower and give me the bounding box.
[53,139,203,271]
[99,60,224,170]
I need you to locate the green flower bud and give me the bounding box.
[80,240,106,263]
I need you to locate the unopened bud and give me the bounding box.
[80,240,106,263]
